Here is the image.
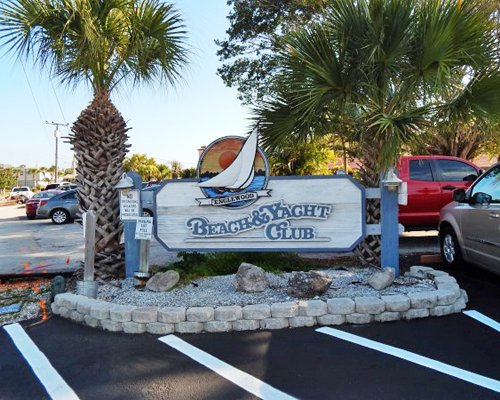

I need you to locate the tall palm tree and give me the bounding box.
[256,0,500,265]
[0,0,188,278]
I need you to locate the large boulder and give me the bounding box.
[234,263,269,292]
[287,271,332,298]
[368,267,395,290]
[146,270,180,292]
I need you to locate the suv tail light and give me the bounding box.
[39,200,48,208]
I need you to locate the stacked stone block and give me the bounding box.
[51,268,468,334]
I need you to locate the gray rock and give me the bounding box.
[146,270,180,292]
[368,267,395,290]
[408,266,434,278]
[234,263,269,292]
[287,271,332,298]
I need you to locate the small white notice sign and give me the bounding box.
[120,190,140,220]
[135,217,153,240]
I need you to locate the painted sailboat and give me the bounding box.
[198,127,258,190]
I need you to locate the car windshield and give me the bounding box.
[13,188,26,192]
[33,191,58,199]
[471,165,500,202]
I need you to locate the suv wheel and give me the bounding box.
[51,209,70,225]
[439,226,463,267]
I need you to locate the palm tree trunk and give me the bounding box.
[69,90,130,279]
[355,140,382,267]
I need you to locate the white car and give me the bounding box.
[56,182,78,191]
[9,186,34,202]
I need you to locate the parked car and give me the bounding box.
[141,184,161,217]
[9,186,34,203]
[57,182,78,191]
[25,190,64,219]
[439,162,500,275]
[396,155,481,229]
[37,189,79,224]
[44,183,60,190]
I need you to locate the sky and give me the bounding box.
[0,1,252,171]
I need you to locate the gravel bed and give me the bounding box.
[97,266,435,308]
[0,279,52,326]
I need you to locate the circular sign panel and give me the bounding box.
[197,133,270,209]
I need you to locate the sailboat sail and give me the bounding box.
[198,127,258,190]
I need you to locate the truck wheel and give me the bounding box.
[439,226,463,268]
[51,209,70,225]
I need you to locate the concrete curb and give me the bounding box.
[0,200,19,207]
[51,267,467,334]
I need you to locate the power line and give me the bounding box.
[20,60,51,141]
[50,81,71,134]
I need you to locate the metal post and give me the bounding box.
[135,238,151,287]
[380,174,400,276]
[83,210,96,281]
[77,210,98,298]
[54,126,59,183]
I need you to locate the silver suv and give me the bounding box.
[439,162,500,275]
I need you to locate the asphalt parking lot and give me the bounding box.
[0,205,179,276]
[0,205,83,275]
[1,290,499,400]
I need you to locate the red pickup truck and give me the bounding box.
[396,155,481,230]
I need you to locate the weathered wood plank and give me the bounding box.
[155,176,365,252]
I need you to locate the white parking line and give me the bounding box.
[159,334,297,400]
[463,310,500,333]
[317,327,500,394]
[3,323,79,400]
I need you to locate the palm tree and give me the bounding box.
[267,135,335,176]
[170,160,183,179]
[124,153,161,182]
[157,163,173,180]
[0,0,187,278]
[256,0,500,265]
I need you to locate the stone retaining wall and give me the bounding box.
[51,267,468,335]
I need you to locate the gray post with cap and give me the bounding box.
[380,168,403,277]
[115,171,142,278]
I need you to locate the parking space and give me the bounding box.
[2,309,499,400]
[174,313,500,400]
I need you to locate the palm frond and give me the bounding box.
[0,0,188,93]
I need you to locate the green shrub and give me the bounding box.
[155,251,321,282]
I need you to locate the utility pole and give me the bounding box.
[46,121,69,183]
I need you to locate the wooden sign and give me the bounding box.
[155,176,365,252]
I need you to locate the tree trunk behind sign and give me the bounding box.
[70,90,130,279]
